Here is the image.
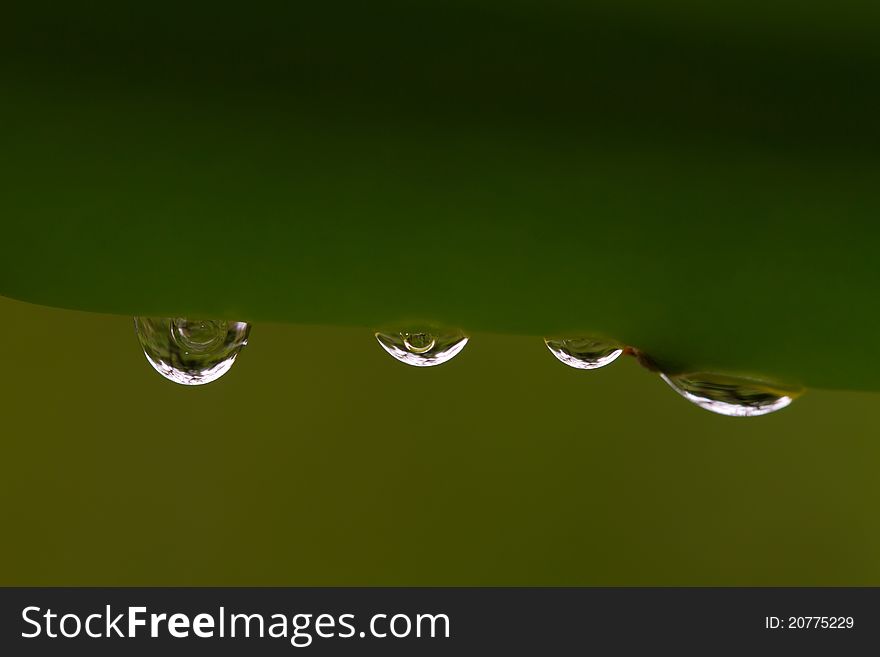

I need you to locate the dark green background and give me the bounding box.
[2,295,878,585]
[3,1,880,391]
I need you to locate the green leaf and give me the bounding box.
[2,1,878,390]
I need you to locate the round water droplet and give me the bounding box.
[134,317,251,385]
[660,372,800,417]
[544,337,623,370]
[375,329,468,367]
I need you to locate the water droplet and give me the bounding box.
[134,317,251,385]
[375,329,468,367]
[545,337,623,370]
[660,372,800,417]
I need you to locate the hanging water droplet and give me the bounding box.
[375,329,468,367]
[660,371,800,417]
[545,337,623,370]
[134,317,251,385]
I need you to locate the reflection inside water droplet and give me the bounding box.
[660,371,800,417]
[134,317,251,385]
[403,332,437,354]
[544,337,623,370]
[172,318,227,352]
[375,329,468,367]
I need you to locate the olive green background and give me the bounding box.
[2,294,878,585]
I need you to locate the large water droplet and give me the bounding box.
[545,337,623,370]
[660,372,800,417]
[375,329,468,367]
[134,317,251,385]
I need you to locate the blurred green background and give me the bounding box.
[2,293,879,585]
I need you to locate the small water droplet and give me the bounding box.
[375,329,468,367]
[545,337,623,370]
[660,372,800,417]
[134,317,251,385]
